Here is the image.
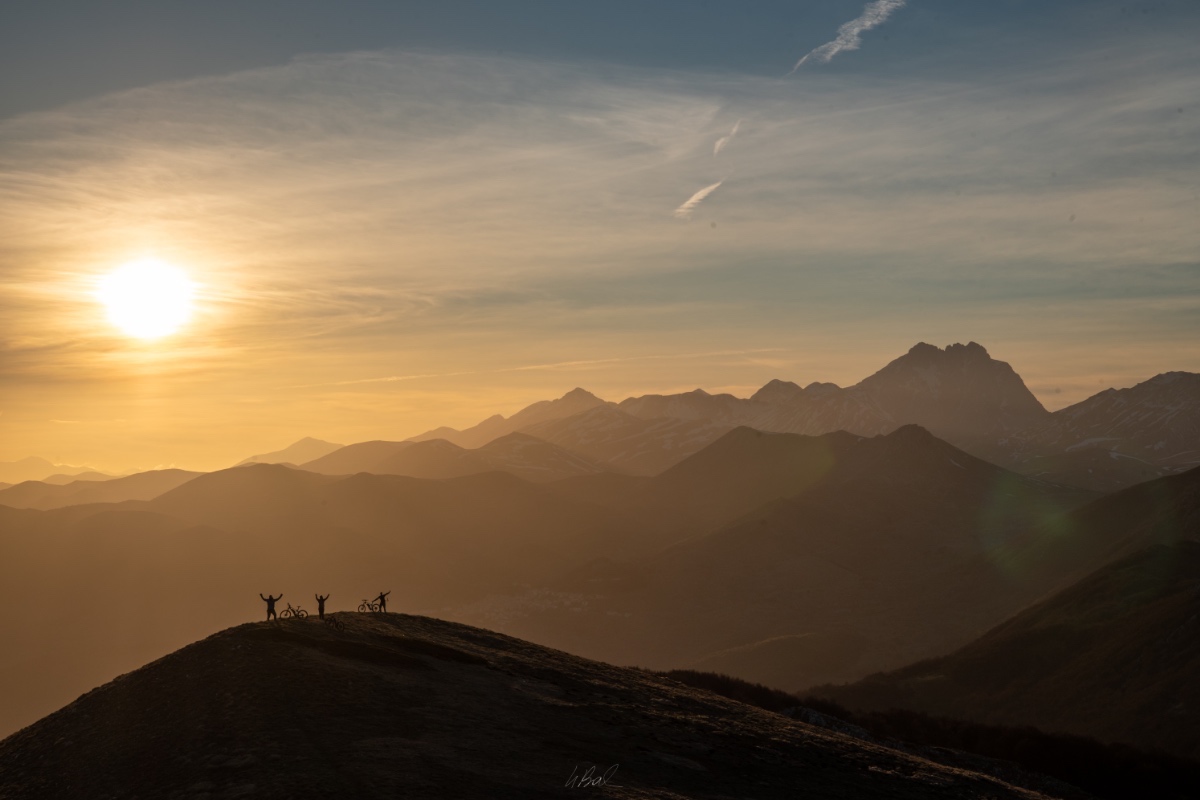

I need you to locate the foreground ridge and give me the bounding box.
[0,613,1065,799]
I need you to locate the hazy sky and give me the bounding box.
[2,1,1198,472]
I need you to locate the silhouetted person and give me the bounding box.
[315,593,329,619]
[260,593,282,621]
[376,591,390,613]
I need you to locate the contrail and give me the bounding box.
[713,119,741,156]
[673,181,723,220]
[791,0,906,72]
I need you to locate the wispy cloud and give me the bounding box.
[2,41,1198,467]
[713,119,741,156]
[293,348,786,390]
[673,181,723,219]
[791,0,906,72]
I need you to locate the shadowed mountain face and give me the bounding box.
[0,469,201,510]
[0,613,1066,800]
[447,426,1098,689]
[814,539,1200,760]
[854,342,1050,442]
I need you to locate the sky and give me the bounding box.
[1,0,1198,473]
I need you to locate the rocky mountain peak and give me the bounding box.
[751,379,804,404]
[855,342,1049,440]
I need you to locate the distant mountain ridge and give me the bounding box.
[1004,371,1200,474]
[404,342,1198,491]
[301,432,612,482]
[0,457,95,485]
[0,469,201,511]
[236,437,344,467]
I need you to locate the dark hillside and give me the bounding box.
[0,614,1064,799]
[814,541,1200,759]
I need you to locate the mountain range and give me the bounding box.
[0,469,201,510]
[0,457,97,486]
[235,436,343,467]
[443,425,1100,687]
[300,431,611,482]
[1,339,1198,770]
[401,342,1198,492]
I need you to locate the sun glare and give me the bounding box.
[97,258,195,339]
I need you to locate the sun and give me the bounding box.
[97,258,195,340]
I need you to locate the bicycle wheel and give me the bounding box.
[280,609,294,619]
[297,609,308,618]
[369,603,380,612]
[358,602,368,612]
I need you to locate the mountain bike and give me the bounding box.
[358,599,380,612]
[279,603,308,619]
[324,614,345,633]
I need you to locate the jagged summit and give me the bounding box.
[854,341,1049,440]
[0,613,1063,799]
[906,341,990,358]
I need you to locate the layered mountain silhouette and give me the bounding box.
[446,426,1098,690]
[301,432,611,482]
[236,436,344,467]
[0,468,201,510]
[410,386,609,449]
[41,470,113,485]
[521,404,733,475]
[0,423,1091,739]
[403,342,1198,492]
[0,613,1073,799]
[813,533,1200,760]
[3,340,1197,775]
[0,457,95,485]
[0,459,659,736]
